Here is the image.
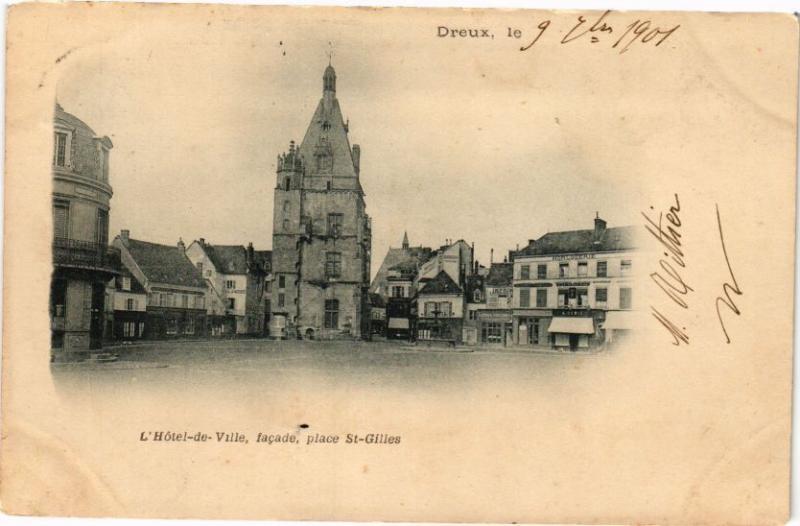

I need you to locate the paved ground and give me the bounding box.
[51,338,606,395]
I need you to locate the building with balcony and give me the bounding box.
[185,240,270,336]
[112,231,208,339]
[511,215,638,351]
[270,64,372,340]
[50,103,117,360]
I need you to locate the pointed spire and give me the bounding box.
[323,64,336,93]
[402,231,409,250]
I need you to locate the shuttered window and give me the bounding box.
[53,202,69,239]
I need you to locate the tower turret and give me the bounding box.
[276,140,304,190]
[323,65,336,94]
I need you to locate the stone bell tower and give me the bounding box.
[270,63,372,340]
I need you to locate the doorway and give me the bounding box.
[89,282,105,349]
[569,334,579,351]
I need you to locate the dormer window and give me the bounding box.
[53,131,70,167]
[321,121,331,131]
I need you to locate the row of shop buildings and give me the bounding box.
[370,215,639,351]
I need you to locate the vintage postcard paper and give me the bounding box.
[2,4,798,524]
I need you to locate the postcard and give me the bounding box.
[2,4,798,524]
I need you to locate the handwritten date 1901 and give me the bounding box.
[517,10,680,54]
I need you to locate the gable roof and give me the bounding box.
[370,245,434,293]
[486,262,513,287]
[115,265,147,294]
[516,225,638,257]
[203,244,249,275]
[418,270,462,295]
[124,238,206,289]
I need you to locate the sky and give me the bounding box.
[54,7,642,278]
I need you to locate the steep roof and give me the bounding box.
[370,245,434,293]
[516,225,638,257]
[125,239,206,288]
[419,270,462,295]
[298,65,360,192]
[204,244,249,274]
[115,265,147,294]
[253,250,272,273]
[486,262,513,287]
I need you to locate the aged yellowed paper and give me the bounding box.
[2,4,798,524]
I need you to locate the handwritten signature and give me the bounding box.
[714,204,743,344]
[645,199,744,346]
[643,194,691,346]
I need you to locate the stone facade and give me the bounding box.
[270,65,372,340]
[50,103,118,361]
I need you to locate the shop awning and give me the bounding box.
[603,311,635,330]
[548,317,595,334]
[388,318,410,329]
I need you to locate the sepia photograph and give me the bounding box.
[2,4,798,524]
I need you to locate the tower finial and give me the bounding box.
[402,231,409,250]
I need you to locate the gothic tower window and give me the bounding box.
[325,252,342,279]
[324,299,339,329]
[327,213,343,237]
[314,137,333,171]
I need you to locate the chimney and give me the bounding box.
[352,144,360,175]
[490,248,494,264]
[199,237,205,246]
[247,242,255,263]
[594,212,607,240]
[120,229,130,243]
[177,237,185,252]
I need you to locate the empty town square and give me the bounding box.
[51,337,613,391]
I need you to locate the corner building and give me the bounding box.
[51,103,118,361]
[271,65,372,340]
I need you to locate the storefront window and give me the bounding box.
[481,322,503,343]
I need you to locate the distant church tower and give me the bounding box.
[271,64,372,340]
